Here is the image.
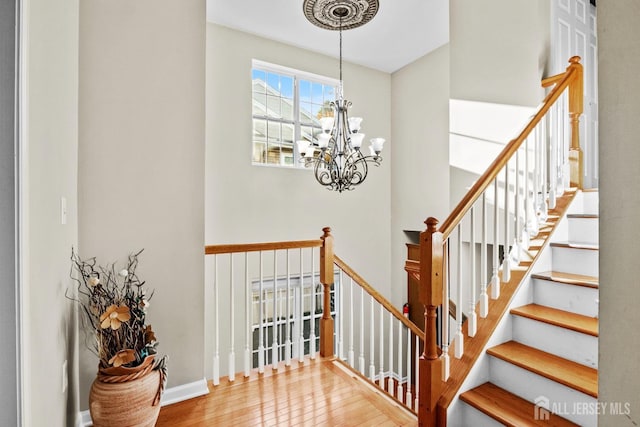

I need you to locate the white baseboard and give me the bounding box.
[77,377,209,426]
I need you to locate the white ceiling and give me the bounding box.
[206,0,449,74]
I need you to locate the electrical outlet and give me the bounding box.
[62,360,68,393]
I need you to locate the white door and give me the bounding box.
[552,0,598,188]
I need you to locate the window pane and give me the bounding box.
[317,100,333,120]
[299,80,311,103]
[267,95,281,118]
[281,98,294,122]
[252,69,266,93]
[312,82,324,105]
[300,101,314,124]
[324,85,335,101]
[280,75,294,99]
[266,72,280,93]
[252,91,266,116]
[282,123,295,144]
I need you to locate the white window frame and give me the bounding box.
[251,59,339,169]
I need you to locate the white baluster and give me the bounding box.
[348,277,355,367]
[455,225,464,358]
[491,178,500,300]
[359,286,365,375]
[298,248,304,363]
[213,255,220,385]
[503,162,511,283]
[405,327,412,409]
[244,253,251,377]
[526,134,538,239]
[441,241,451,380]
[379,304,385,388]
[258,252,265,373]
[229,255,235,382]
[397,318,403,399]
[550,101,558,209]
[310,249,316,360]
[369,295,376,381]
[272,250,279,369]
[468,206,477,337]
[338,269,344,360]
[480,194,489,318]
[513,149,522,264]
[285,250,291,367]
[388,312,393,395]
[541,116,549,220]
[414,335,419,411]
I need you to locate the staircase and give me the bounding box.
[458,190,599,426]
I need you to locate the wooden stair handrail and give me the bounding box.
[205,239,323,255]
[335,255,425,340]
[438,56,583,240]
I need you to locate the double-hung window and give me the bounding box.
[251,60,339,168]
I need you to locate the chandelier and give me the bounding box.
[298,0,385,192]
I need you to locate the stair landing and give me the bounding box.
[156,357,416,426]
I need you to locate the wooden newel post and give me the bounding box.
[418,217,444,426]
[567,55,584,189]
[319,227,335,357]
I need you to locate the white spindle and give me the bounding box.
[229,255,235,382]
[388,312,393,395]
[348,277,354,367]
[397,319,403,399]
[550,101,558,209]
[379,304,385,388]
[455,225,464,358]
[213,255,220,385]
[258,252,265,373]
[298,248,304,363]
[513,149,521,264]
[310,249,316,360]
[338,269,344,360]
[414,335,419,411]
[285,250,291,367]
[442,242,451,380]
[272,250,279,369]
[359,286,365,375]
[468,206,477,337]
[524,135,533,241]
[369,295,376,381]
[480,194,489,318]
[503,161,511,283]
[244,253,251,377]
[405,327,412,409]
[491,178,500,299]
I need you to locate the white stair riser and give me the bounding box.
[551,246,599,277]
[568,218,599,244]
[512,316,598,368]
[461,402,505,427]
[582,192,599,214]
[489,357,597,427]
[533,279,599,318]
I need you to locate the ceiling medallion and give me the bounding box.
[303,0,379,31]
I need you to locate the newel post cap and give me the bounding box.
[321,227,332,238]
[424,217,439,233]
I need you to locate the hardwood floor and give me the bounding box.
[156,357,417,426]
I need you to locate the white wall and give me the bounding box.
[390,44,450,308]
[78,0,206,412]
[205,23,391,376]
[0,0,18,425]
[598,1,640,425]
[23,0,80,424]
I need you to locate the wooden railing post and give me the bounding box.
[418,218,444,426]
[319,227,335,357]
[567,55,584,189]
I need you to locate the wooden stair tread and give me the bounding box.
[532,271,598,288]
[550,242,599,251]
[460,382,579,427]
[510,304,598,336]
[487,341,598,398]
[567,213,598,219]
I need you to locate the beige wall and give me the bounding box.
[78,0,205,412]
[450,0,550,107]
[390,44,450,307]
[23,0,80,424]
[598,1,640,425]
